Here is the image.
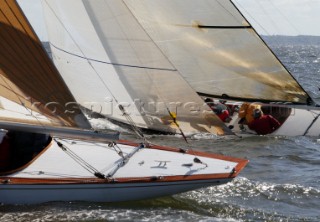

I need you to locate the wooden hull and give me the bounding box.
[0,137,248,204]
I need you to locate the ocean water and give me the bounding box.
[1,37,319,221]
[263,35,320,100]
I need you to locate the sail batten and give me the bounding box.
[118,0,309,104]
[197,25,252,29]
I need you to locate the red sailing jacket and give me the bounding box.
[248,115,281,135]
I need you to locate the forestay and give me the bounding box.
[41,0,232,135]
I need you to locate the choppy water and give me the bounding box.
[1,37,319,221]
[263,35,320,100]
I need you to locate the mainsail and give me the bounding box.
[0,0,91,129]
[119,0,310,104]
[41,0,232,135]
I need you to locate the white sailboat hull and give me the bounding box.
[225,102,320,137]
[0,178,230,205]
[270,108,320,136]
[0,137,247,205]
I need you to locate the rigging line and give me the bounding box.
[91,2,150,141]
[309,110,320,116]
[88,2,168,143]
[0,75,24,106]
[0,83,35,101]
[44,0,148,140]
[1,2,59,129]
[0,73,48,129]
[233,1,271,35]
[20,171,85,178]
[0,3,38,79]
[54,142,98,173]
[120,2,220,162]
[166,108,188,144]
[100,141,128,173]
[114,101,145,140]
[107,143,144,177]
[0,72,64,127]
[0,6,32,106]
[117,1,218,162]
[255,0,282,35]
[121,1,191,144]
[50,44,177,72]
[216,0,246,25]
[109,142,125,158]
[43,0,118,103]
[63,148,97,173]
[0,106,50,121]
[7,0,57,75]
[4,2,60,93]
[118,105,145,140]
[232,0,312,102]
[55,139,106,179]
[267,0,301,35]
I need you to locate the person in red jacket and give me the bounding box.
[248,109,281,135]
[204,98,231,123]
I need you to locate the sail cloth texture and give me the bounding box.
[122,0,309,104]
[0,0,91,128]
[42,0,232,135]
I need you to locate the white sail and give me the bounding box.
[41,0,231,135]
[120,0,309,104]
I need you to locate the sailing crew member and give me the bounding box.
[238,102,262,124]
[248,109,281,135]
[205,98,231,123]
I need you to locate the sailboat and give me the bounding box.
[0,1,248,204]
[40,0,319,137]
[88,0,317,137]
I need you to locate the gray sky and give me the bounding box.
[235,0,320,36]
[18,0,320,40]
[18,0,47,39]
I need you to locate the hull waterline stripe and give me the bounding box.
[0,179,230,190]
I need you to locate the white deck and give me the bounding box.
[0,137,244,204]
[10,138,237,179]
